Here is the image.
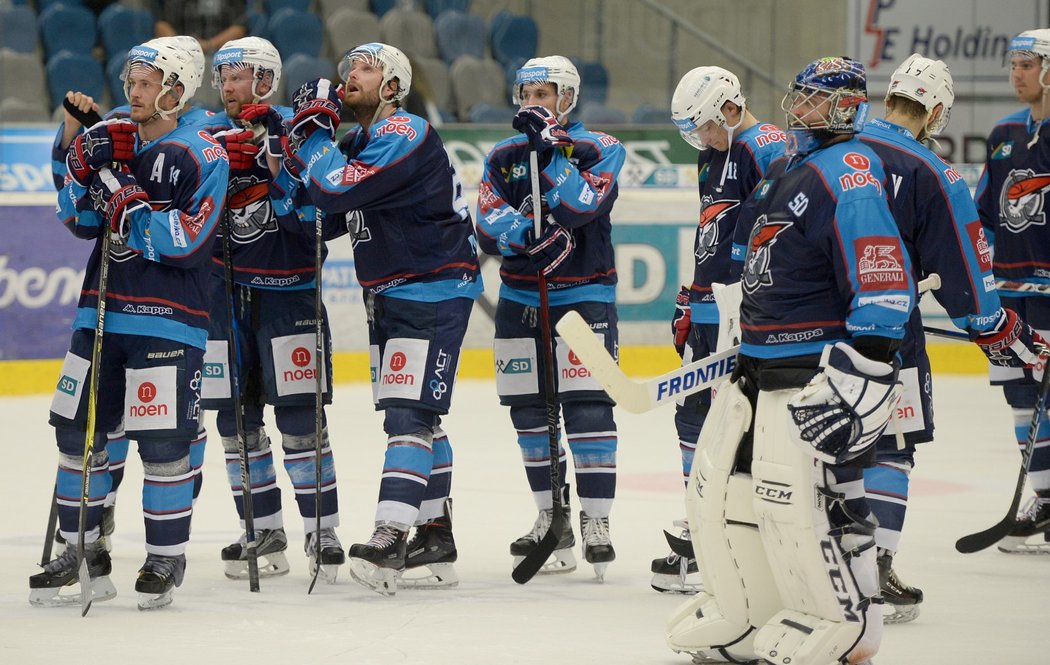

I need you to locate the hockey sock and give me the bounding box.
[222,429,283,531]
[375,430,434,528]
[282,428,339,531]
[141,453,193,556]
[417,427,452,524]
[674,405,704,485]
[565,403,617,518]
[515,425,568,510]
[864,462,911,553]
[55,450,111,544]
[104,430,129,505]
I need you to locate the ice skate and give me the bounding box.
[400,504,459,589]
[221,527,290,579]
[54,505,116,553]
[136,553,185,610]
[878,549,922,624]
[348,524,407,596]
[510,504,576,574]
[997,496,1050,554]
[651,520,702,594]
[305,527,345,584]
[29,541,116,608]
[580,511,615,582]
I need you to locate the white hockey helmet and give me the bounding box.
[338,42,412,105]
[154,36,205,82]
[212,36,283,103]
[671,66,746,150]
[513,55,580,121]
[1008,29,1050,62]
[122,41,202,117]
[886,53,954,137]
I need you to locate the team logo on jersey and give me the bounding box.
[344,210,371,249]
[1000,169,1050,233]
[855,238,907,291]
[741,215,793,293]
[991,141,1014,160]
[226,175,276,242]
[694,196,740,264]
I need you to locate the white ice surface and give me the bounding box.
[2,376,1048,664]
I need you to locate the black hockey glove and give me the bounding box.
[89,167,150,239]
[67,119,137,186]
[513,105,571,159]
[290,78,342,144]
[523,223,573,276]
[672,286,691,357]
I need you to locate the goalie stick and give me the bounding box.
[556,274,941,414]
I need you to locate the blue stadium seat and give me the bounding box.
[98,4,154,59]
[425,0,469,19]
[632,104,671,125]
[577,102,626,125]
[468,102,515,124]
[0,5,37,54]
[490,14,537,66]
[434,10,485,64]
[268,9,323,59]
[265,0,311,13]
[46,49,106,112]
[39,3,96,59]
[247,9,268,38]
[106,52,126,106]
[576,61,609,104]
[371,0,398,17]
[281,54,336,105]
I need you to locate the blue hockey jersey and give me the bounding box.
[737,138,914,359]
[56,123,229,349]
[284,111,481,302]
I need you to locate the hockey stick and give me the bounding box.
[512,149,566,585]
[41,485,59,567]
[221,208,261,591]
[956,351,1050,553]
[307,206,324,594]
[922,326,968,341]
[995,279,1050,294]
[556,274,942,414]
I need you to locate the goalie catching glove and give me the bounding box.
[787,341,902,465]
[89,167,150,239]
[972,307,1047,368]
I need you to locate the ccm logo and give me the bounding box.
[754,483,792,501]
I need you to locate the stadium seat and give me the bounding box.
[379,5,438,59]
[265,0,311,13]
[268,9,323,59]
[412,55,452,116]
[576,60,609,104]
[489,14,537,67]
[319,0,369,15]
[425,0,469,19]
[39,3,96,59]
[0,5,37,55]
[106,52,126,105]
[468,102,514,124]
[98,4,154,60]
[449,54,505,121]
[0,49,48,105]
[577,102,626,125]
[371,0,398,17]
[0,96,49,122]
[325,8,381,60]
[46,49,105,112]
[632,104,670,125]
[281,54,336,105]
[247,8,268,38]
[434,10,486,65]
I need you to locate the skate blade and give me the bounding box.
[309,557,342,585]
[591,562,609,582]
[29,576,117,608]
[137,589,174,611]
[397,562,459,589]
[883,602,920,624]
[650,572,703,595]
[223,551,291,579]
[688,652,764,665]
[996,535,1050,554]
[348,558,398,596]
[512,547,577,575]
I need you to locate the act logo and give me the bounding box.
[695,197,740,264]
[741,215,793,294]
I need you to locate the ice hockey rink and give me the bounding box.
[1,373,1047,664]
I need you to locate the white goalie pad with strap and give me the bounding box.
[751,388,882,665]
[712,281,743,354]
[666,380,781,663]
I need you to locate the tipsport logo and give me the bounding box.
[496,357,532,374]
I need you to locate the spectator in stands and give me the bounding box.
[152,0,247,54]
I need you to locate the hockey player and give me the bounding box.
[476,56,626,580]
[652,66,786,594]
[201,36,344,583]
[975,28,1050,554]
[667,57,912,664]
[32,40,226,610]
[281,42,481,595]
[858,54,1047,622]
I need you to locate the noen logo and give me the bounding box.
[138,382,157,403]
[389,352,407,372]
[292,346,311,368]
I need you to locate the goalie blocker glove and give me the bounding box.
[67,119,137,186]
[973,307,1047,368]
[787,341,902,465]
[89,167,151,239]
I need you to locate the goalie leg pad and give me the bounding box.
[667,381,781,663]
[751,388,882,665]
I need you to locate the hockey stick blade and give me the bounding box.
[511,509,568,584]
[78,556,92,616]
[954,516,1018,554]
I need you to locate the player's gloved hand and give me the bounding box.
[672,286,691,357]
[787,342,902,465]
[513,105,572,157]
[282,146,308,182]
[289,78,342,145]
[89,167,150,239]
[240,103,287,157]
[516,192,550,222]
[213,129,260,171]
[523,223,573,276]
[973,308,1048,368]
[67,119,137,186]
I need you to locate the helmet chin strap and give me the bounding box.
[717,108,746,188]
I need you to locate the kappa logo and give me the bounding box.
[741,215,792,294]
[694,197,740,264]
[1000,169,1050,233]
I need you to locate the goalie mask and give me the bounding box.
[338,42,412,106]
[513,55,580,122]
[212,36,283,104]
[122,41,201,118]
[781,56,867,156]
[886,53,954,139]
[671,66,746,151]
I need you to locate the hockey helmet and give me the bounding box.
[155,36,205,82]
[338,42,412,105]
[122,41,202,116]
[212,37,283,103]
[1008,29,1050,62]
[513,56,580,120]
[886,53,954,137]
[671,66,746,150]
